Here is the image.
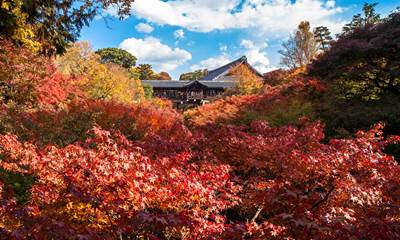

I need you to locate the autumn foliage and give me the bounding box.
[185,77,322,127]
[0,38,80,109]
[1,99,189,147]
[193,121,400,239]
[1,8,400,240]
[1,116,399,238]
[1,64,399,238]
[0,128,239,239]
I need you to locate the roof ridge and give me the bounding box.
[201,56,247,80]
[209,56,247,73]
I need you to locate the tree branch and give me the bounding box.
[311,185,335,211]
[251,206,264,223]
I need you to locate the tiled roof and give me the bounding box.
[201,56,263,80]
[201,81,235,88]
[214,76,238,81]
[201,56,246,80]
[141,55,262,89]
[141,80,234,89]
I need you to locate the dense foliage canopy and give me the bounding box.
[57,41,144,103]
[131,64,157,80]
[154,72,172,80]
[0,38,80,109]
[95,48,137,69]
[0,0,135,55]
[307,9,400,139]
[1,104,399,239]
[0,2,399,240]
[227,64,264,95]
[185,77,319,127]
[179,69,209,80]
[309,11,400,100]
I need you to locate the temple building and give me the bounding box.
[141,56,263,108]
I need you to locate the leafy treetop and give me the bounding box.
[341,2,381,36]
[131,64,157,80]
[309,10,400,100]
[154,72,172,80]
[179,69,209,80]
[0,0,136,55]
[56,41,144,103]
[279,21,318,69]
[313,26,332,51]
[95,48,137,69]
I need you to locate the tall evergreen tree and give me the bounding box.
[314,26,333,51]
[341,2,381,35]
[132,64,156,80]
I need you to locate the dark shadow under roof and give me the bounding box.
[141,80,189,88]
[141,80,234,89]
[201,81,235,88]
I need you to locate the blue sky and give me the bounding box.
[79,0,399,79]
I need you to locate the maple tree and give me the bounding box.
[1,3,400,239]
[0,127,239,239]
[1,116,399,239]
[0,99,189,147]
[263,69,289,86]
[263,68,307,86]
[0,38,80,109]
[193,120,400,239]
[185,77,320,127]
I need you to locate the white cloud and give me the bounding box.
[120,0,345,36]
[190,55,231,71]
[219,44,228,52]
[240,39,271,73]
[326,0,336,8]
[119,37,192,71]
[240,39,256,49]
[174,29,185,40]
[135,23,154,33]
[190,40,272,73]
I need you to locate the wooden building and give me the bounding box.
[141,56,263,108]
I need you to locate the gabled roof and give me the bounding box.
[141,80,234,89]
[201,56,263,81]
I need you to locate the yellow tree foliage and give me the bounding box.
[1,0,40,51]
[56,42,144,103]
[228,64,263,95]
